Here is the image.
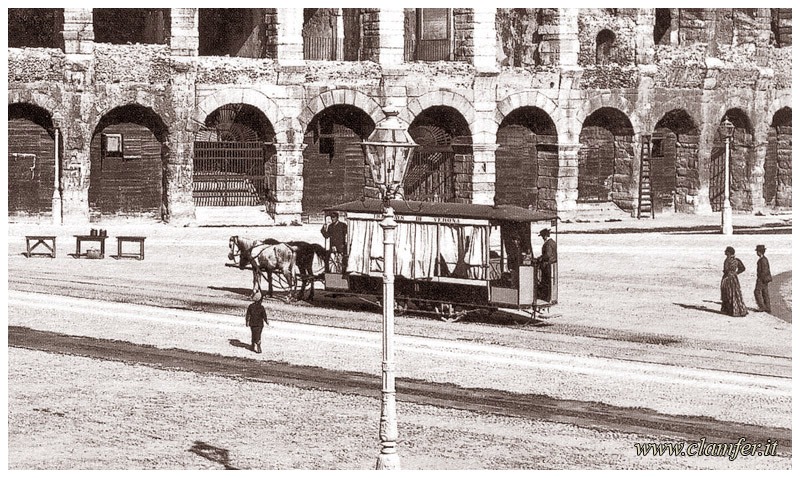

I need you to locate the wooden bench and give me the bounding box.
[116,236,146,260]
[25,236,57,258]
[74,235,107,259]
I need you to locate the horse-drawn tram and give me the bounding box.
[323,199,558,323]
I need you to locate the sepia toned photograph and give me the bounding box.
[5,5,792,471]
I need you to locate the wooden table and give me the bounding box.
[25,236,57,258]
[116,236,146,260]
[74,235,106,259]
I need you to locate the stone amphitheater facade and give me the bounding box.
[7,8,792,225]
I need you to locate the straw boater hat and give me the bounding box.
[756,245,766,253]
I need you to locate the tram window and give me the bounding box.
[488,226,502,281]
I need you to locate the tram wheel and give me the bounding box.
[435,303,465,323]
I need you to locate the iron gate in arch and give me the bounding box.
[193,141,275,208]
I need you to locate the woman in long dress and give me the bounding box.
[720,246,748,317]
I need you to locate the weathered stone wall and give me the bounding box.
[8,48,65,83]
[677,9,709,45]
[94,44,172,84]
[360,9,380,62]
[7,7,793,225]
[774,125,792,207]
[674,134,701,212]
[453,8,473,61]
[196,57,279,85]
[580,65,639,89]
[577,9,638,66]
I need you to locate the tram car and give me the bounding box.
[322,199,558,323]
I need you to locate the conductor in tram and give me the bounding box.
[321,212,348,273]
[537,228,557,303]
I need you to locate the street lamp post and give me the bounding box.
[721,116,734,235]
[361,107,418,470]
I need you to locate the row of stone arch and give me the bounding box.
[8,89,793,221]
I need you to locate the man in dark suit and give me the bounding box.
[754,244,772,313]
[537,228,557,303]
[321,212,348,272]
[245,295,269,353]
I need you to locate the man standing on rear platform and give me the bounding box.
[537,228,557,303]
[321,211,348,273]
[245,295,269,353]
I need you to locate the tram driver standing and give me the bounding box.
[536,228,557,304]
[321,211,348,273]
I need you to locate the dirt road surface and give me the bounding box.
[6,215,792,469]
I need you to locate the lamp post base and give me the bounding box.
[721,203,733,236]
[376,452,400,470]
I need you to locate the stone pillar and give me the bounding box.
[163,131,196,225]
[170,8,199,57]
[556,143,580,218]
[472,8,498,73]
[60,146,91,225]
[274,142,306,224]
[558,8,580,67]
[277,8,305,66]
[378,8,405,66]
[63,8,94,55]
[470,143,497,205]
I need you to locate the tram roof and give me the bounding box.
[326,199,558,223]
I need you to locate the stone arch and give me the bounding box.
[301,104,377,214]
[8,102,60,220]
[402,90,476,137]
[191,88,284,135]
[495,90,560,136]
[765,106,792,208]
[767,93,792,121]
[8,91,60,125]
[298,88,383,135]
[648,97,701,133]
[651,109,701,214]
[709,108,756,212]
[494,104,560,211]
[575,94,640,134]
[89,103,170,221]
[577,107,637,211]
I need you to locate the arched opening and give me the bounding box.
[495,107,558,211]
[89,105,169,221]
[93,8,170,45]
[651,110,700,213]
[8,103,59,221]
[578,107,635,211]
[9,8,64,48]
[302,105,375,216]
[654,9,672,45]
[596,29,616,65]
[710,109,755,212]
[765,107,792,208]
[198,8,273,58]
[194,104,277,210]
[407,106,472,203]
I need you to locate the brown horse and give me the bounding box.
[285,241,327,301]
[228,236,296,299]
